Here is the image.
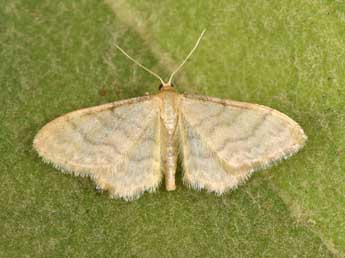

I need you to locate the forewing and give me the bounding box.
[179,94,306,193]
[34,95,162,200]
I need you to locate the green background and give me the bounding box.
[1,0,344,257]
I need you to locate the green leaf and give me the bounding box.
[0,0,343,257]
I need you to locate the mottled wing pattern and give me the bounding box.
[179,94,307,193]
[34,96,162,200]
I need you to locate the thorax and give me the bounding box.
[157,89,180,134]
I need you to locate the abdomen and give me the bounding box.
[159,91,179,191]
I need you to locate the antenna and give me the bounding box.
[168,29,206,85]
[114,29,206,86]
[114,44,165,85]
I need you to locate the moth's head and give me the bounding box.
[159,83,175,92]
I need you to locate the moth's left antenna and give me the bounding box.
[114,44,166,85]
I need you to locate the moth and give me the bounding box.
[34,30,307,201]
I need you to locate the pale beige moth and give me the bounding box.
[33,31,307,201]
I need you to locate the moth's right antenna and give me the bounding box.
[114,43,166,85]
[167,29,206,85]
